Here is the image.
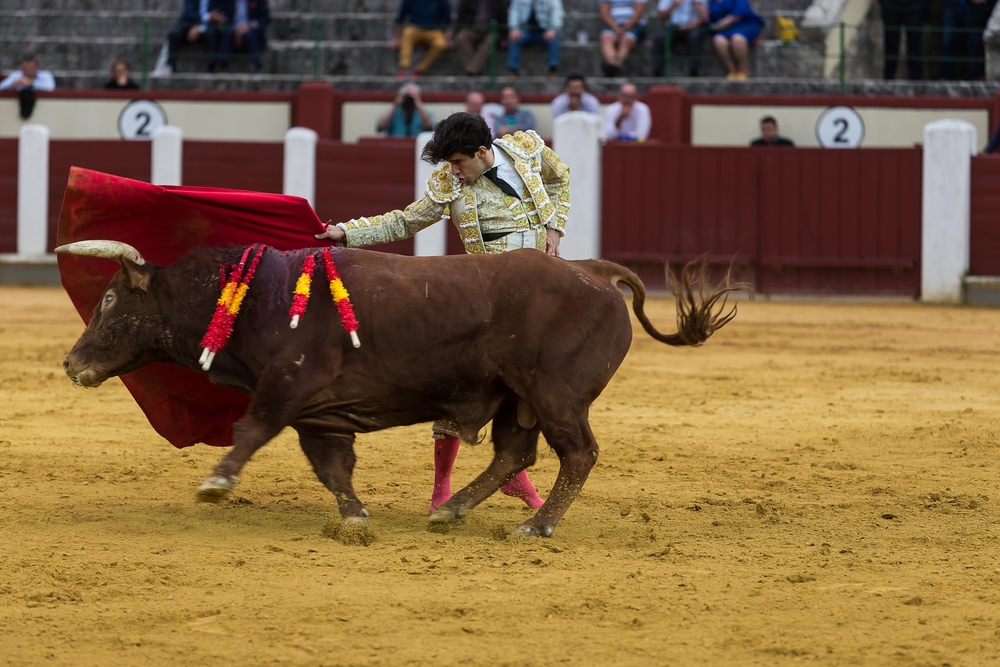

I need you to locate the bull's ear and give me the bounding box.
[120,257,151,293]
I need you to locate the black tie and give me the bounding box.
[483,166,521,198]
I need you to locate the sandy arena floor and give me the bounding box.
[2,285,999,666]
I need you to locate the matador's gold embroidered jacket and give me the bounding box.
[338,130,570,254]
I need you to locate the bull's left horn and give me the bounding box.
[54,240,145,265]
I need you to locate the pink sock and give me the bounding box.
[501,469,544,509]
[429,436,460,513]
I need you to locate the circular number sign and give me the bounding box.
[117,99,167,140]
[816,106,865,148]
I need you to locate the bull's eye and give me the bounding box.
[102,292,114,309]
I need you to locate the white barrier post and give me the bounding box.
[283,127,318,207]
[553,112,602,260]
[17,124,49,258]
[413,130,447,256]
[151,125,183,186]
[921,120,977,304]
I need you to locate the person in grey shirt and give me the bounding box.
[491,86,536,138]
[652,0,707,76]
[551,74,601,119]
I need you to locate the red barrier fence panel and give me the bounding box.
[315,140,415,256]
[47,140,152,253]
[184,141,283,194]
[602,144,922,296]
[758,148,921,296]
[0,139,17,253]
[970,155,1000,276]
[602,143,759,286]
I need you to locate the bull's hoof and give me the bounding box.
[428,505,466,524]
[196,475,236,503]
[510,523,554,538]
[342,509,369,526]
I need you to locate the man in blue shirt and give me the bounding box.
[394,0,453,77]
[209,0,271,72]
[506,0,565,76]
[652,0,707,76]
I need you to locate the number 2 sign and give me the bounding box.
[117,100,167,140]
[816,106,864,148]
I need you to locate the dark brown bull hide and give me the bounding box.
[62,246,744,537]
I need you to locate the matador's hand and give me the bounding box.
[315,223,346,243]
[545,228,561,257]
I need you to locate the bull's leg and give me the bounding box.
[510,412,598,538]
[429,400,540,524]
[297,432,369,524]
[197,360,334,503]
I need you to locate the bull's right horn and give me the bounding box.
[55,240,145,265]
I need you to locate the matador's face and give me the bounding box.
[447,146,491,186]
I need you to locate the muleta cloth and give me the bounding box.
[56,167,333,449]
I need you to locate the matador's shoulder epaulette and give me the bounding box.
[426,163,462,203]
[495,130,545,161]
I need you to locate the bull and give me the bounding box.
[58,240,744,538]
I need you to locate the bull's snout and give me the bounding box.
[63,354,104,388]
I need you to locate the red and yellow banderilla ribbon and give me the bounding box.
[286,249,360,348]
[199,244,266,371]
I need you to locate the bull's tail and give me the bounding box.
[595,260,752,347]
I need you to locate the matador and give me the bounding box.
[316,111,571,512]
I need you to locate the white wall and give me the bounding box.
[692,105,989,148]
[0,99,291,140]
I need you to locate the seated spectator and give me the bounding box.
[166,0,215,74]
[603,83,650,141]
[393,0,452,78]
[551,73,601,118]
[600,0,648,77]
[209,0,270,72]
[750,116,794,146]
[983,122,1000,154]
[708,0,763,80]
[378,83,435,137]
[466,91,499,136]
[941,0,989,81]
[0,54,56,120]
[455,0,509,76]
[491,86,536,137]
[507,0,564,77]
[653,0,708,77]
[879,0,925,80]
[103,59,140,89]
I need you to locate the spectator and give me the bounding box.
[984,122,1000,154]
[209,0,270,72]
[455,0,509,76]
[507,0,564,76]
[491,86,536,137]
[600,0,648,77]
[103,59,140,89]
[378,83,435,137]
[708,0,763,80]
[879,0,926,80]
[603,83,650,141]
[941,0,991,81]
[551,74,600,118]
[750,116,794,146]
[466,91,499,136]
[166,0,215,74]
[652,0,708,77]
[393,0,452,78]
[0,54,56,120]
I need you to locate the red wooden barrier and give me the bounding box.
[603,144,922,296]
[184,141,283,193]
[315,140,415,255]
[0,139,17,253]
[47,140,152,253]
[970,155,1000,276]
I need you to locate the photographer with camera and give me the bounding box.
[377,82,436,137]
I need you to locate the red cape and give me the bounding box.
[57,167,331,448]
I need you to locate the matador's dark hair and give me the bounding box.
[421,112,493,164]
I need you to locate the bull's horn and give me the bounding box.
[54,240,145,265]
